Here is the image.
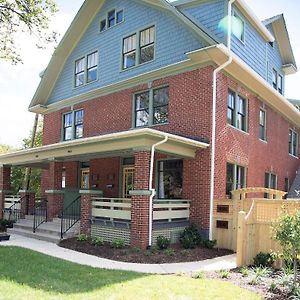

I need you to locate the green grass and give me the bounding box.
[0,247,262,300]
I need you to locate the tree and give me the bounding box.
[274,212,300,285]
[0,0,58,64]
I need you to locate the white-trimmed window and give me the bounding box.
[100,9,124,32]
[226,163,246,196]
[123,26,155,70]
[232,11,245,42]
[227,90,247,132]
[259,109,267,141]
[63,110,84,141]
[272,68,284,95]
[265,172,277,190]
[289,129,298,157]
[74,51,98,87]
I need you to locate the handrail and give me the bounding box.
[4,195,28,222]
[33,198,48,233]
[60,196,81,239]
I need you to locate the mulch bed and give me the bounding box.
[59,238,233,264]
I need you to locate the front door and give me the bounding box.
[81,168,90,189]
[122,167,135,198]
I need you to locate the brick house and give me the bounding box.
[0,0,299,249]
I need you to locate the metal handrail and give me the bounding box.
[60,196,81,239]
[33,198,48,233]
[3,195,28,222]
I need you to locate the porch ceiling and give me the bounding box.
[0,129,209,167]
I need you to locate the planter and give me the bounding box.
[0,233,10,242]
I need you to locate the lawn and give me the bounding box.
[0,247,262,300]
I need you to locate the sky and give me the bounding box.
[0,0,300,147]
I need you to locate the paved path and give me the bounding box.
[0,234,236,274]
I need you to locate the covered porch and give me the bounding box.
[0,128,209,249]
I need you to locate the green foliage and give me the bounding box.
[111,239,125,249]
[156,236,171,250]
[0,0,58,64]
[193,271,205,279]
[289,284,300,299]
[253,252,274,267]
[163,248,175,256]
[273,212,300,285]
[269,282,277,293]
[91,237,104,246]
[249,267,271,285]
[77,234,89,242]
[219,269,230,279]
[239,266,249,277]
[202,239,217,249]
[179,224,202,249]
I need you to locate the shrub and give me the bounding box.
[239,266,249,277]
[219,269,230,279]
[111,239,125,249]
[179,224,202,249]
[253,252,274,267]
[156,236,171,250]
[269,282,277,293]
[202,239,217,249]
[164,248,175,256]
[77,234,89,241]
[91,237,104,246]
[193,271,205,279]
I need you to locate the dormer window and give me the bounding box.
[100,9,124,32]
[74,51,98,88]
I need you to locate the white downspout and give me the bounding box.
[209,0,235,240]
[148,135,168,247]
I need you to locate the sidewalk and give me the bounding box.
[0,234,236,274]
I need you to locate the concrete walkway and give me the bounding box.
[0,234,236,274]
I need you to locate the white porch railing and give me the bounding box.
[4,195,21,210]
[91,197,190,223]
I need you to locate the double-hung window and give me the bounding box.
[226,163,246,196]
[74,51,98,87]
[227,90,247,132]
[134,86,169,128]
[259,109,267,141]
[289,129,298,157]
[158,160,183,199]
[123,34,137,69]
[265,172,277,190]
[123,26,155,70]
[63,110,84,141]
[272,69,284,95]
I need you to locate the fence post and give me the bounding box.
[236,211,246,267]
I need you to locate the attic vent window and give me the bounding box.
[100,9,124,32]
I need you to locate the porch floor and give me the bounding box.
[0,234,236,274]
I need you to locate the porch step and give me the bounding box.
[8,217,80,243]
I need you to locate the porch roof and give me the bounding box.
[0,129,209,167]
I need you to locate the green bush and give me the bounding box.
[179,224,202,249]
[164,248,175,256]
[91,237,104,246]
[253,252,274,267]
[77,234,89,241]
[202,239,217,249]
[111,239,125,249]
[156,236,171,250]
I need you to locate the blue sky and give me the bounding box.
[0,0,299,146]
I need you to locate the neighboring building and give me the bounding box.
[0,0,299,249]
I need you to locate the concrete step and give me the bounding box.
[7,228,61,243]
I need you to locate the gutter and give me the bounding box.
[209,0,235,240]
[148,136,169,248]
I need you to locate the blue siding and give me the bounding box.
[181,0,226,41]
[47,0,205,105]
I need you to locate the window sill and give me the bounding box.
[227,124,249,136]
[259,138,267,144]
[288,153,299,159]
[132,122,169,130]
[73,78,99,90]
[120,58,155,73]
[99,19,125,34]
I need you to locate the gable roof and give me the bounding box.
[263,14,297,74]
[29,0,217,110]
[172,0,275,42]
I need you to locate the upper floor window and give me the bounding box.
[227,90,247,132]
[123,26,155,70]
[265,172,277,190]
[259,109,267,141]
[74,51,98,88]
[272,69,283,95]
[63,110,84,141]
[134,86,169,128]
[100,9,124,32]
[289,129,298,157]
[232,11,245,42]
[226,163,246,196]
